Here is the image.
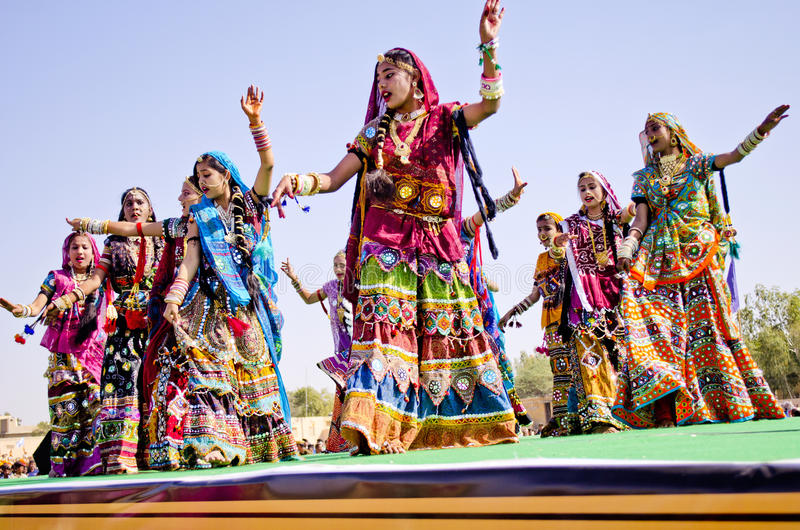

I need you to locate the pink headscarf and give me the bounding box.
[579,170,621,216]
[62,232,101,271]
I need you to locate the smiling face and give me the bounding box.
[68,234,94,273]
[122,190,152,223]
[195,161,230,200]
[578,174,606,211]
[644,119,674,156]
[333,254,346,281]
[376,62,419,113]
[178,181,202,217]
[536,219,559,248]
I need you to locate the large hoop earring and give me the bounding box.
[670,136,678,147]
[413,82,424,101]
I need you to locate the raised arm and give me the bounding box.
[162,222,201,327]
[280,258,324,304]
[66,218,164,237]
[241,85,276,197]
[462,0,505,127]
[463,166,526,238]
[713,105,789,169]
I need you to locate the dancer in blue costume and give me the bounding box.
[163,86,297,466]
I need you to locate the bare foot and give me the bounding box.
[656,419,676,428]
[590,425,619,434]
[48,469,58,478]
[349,433,372,456]
[204,450,229,467]
[106,468,126,475]
[380,440,406,454]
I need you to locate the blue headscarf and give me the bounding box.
[190,151,290,423]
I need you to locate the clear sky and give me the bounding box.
[0,0,796,424]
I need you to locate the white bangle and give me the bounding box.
[617,236,640,261]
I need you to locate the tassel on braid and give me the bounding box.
[230,184,262,305]
[364,112,395,201]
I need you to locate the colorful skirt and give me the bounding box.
[540,325,580,437]
[148,283,298,467]
[612,259,785,427]
[340,244,518,453]
[95,315,148,474]
[47,352,102,477]
[325,387,351,453]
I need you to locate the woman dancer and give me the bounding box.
[161,86,298,466]
[461,167,530,426]
[69,176,203,468]
[613,108,788,427]
[271,1,517,454]
[554,171,631,434]
[70,188,163,473]
[499,212,582,436]
[281,251,353,452]
[1,233,106,476]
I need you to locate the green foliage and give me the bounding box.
[739,285,800,399]
[513,351,553,398]
[289,386,334,417]
[31,421,50,436]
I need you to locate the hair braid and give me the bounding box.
[364,111,395,201]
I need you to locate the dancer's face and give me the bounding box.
[196,162,230,200]
[178,182,202,217]
[578,176,605,211]
[376,63,419,112]
[69,234,94,273]
[123,191,151,223]
[644,119,673,156]
[536,219,558,248]
[333,255,346,281]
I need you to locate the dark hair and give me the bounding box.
[63,233,100,345]
[536,213,563,232]
[186,174,201,192]
[118,187,157,222]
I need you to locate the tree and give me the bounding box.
[513,351,553,398]
[31,421,49,435]
[739,285,800,399]
[289,386,334,417]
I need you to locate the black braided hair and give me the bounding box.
[230,184,263,304]
[363,112,395,201]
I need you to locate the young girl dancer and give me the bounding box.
[613,107,788,427]
[1,232,106,476]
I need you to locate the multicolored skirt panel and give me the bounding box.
[540,325,580,437]
[95,317,147,474]
[325,388,351,453]
[612,259,784,427]
[341,243,518,453]
[47,352,102,477]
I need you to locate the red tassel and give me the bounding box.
[227,315,250,337]
[14,334,26,345]
[104,318,117,334]
[126,309,148,330]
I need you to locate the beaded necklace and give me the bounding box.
[655,153,685,195]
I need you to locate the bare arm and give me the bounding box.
[462,0,505,127]
[498,287,540,331]
[162,223,201,327]
[280,258,324,304]
[0,292,50,317]
[241,85,275,197]
[714,104,789,169]
[616,203,650,273]
[270,153,362,216]
[66,218,164,237]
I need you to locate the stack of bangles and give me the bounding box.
[479,73,503,100]
[291,278,303,293]
[617,228,643,261]
[250,121,271,151]
[513,296,533,316]
[52,294,74,313]
[287,172,322,196]
[16,305,33,318]
[736,127,767,157]
[495,189,521,213]
[78,218,110,235]
[164,278,189,306]
[71,286,86,303]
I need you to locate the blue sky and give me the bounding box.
[0,0,796,423]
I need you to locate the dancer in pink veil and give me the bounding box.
[272,0,518,454]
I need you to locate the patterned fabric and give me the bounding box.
[316,279,351,389]
[630,153,726,289]
[96,234,162,474]
[325,390,350,453]
[341,246,517,453]
[534,251,565,330]
[540,324,580,437]
[613,260,784,426]
[47,351,102,477]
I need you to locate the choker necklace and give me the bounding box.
[586,210,604,221]
[394,108,426,122]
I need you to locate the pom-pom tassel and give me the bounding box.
[125,309,148,330]
[227,315,251,337]
[24,325,35,335]
[14,334,26,345]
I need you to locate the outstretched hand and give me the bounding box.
[0,298,23,317]
[270,174,295,218]
[241,85,264,124]
[758,104,790,136]
[510,166,527,198]
[552,233,577,248]
[280,259,297,281]
[479,0,505,43]
[65,218,82,231]
[617,257,632,274]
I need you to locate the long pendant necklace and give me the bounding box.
[217,200,237,245]
[389,112,426,165]
[335,280,345,324]
[655,153,685,195]
[587,220,609,270]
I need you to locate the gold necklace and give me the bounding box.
[389,112,426,164]
[587,220,608,270]
[655,153,685,194]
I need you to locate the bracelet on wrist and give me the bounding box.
[479,72,504,100]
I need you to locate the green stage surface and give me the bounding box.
[2,417,798,487]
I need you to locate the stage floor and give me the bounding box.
[1,418,799,528]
